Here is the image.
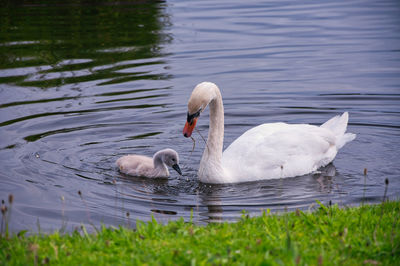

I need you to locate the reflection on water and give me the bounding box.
[0,0,171,88]
[0,0,400,233]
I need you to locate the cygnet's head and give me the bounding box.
[159,148,182,175]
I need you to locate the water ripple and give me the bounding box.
[0,0,399,233]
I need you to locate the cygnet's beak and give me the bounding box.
[172,164,182,175]
[183,118,197,138]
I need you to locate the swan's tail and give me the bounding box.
[320,112,356,149]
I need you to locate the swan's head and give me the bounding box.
[183,82,218,137]
[160,148,182,175]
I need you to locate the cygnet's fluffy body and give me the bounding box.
[116,148,181,178]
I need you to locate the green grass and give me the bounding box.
[1,201,399,265]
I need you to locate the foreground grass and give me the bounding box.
[1,201,399,265]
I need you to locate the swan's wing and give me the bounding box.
[222,123,337,181]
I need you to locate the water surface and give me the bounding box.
[0,0,399,232]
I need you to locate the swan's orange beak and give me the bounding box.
[183,118,197,138]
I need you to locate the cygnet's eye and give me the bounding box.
[172,158,176,162]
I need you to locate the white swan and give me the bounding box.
[183,82,356,184]
[116,148,182,178]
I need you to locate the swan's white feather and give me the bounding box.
[222,123,337,182]
[185,82,356,183]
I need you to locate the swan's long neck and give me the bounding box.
[199,86,226,182]
[206,91,224,161]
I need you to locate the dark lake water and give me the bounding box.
[1,0,399,233]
